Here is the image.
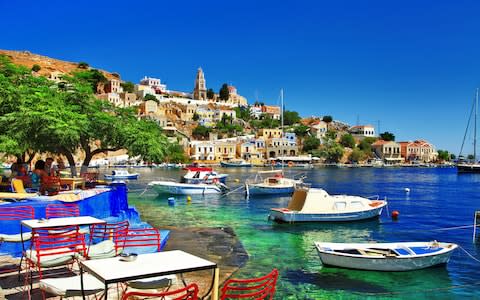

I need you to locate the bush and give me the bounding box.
[31,64,41,72]
[78,62,89,69]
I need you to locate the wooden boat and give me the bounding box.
[314,241,458,271]
[182,167,228,184]
[104,170,139,180]
[245,170,303,196]
[148,180,228,195]
[220,159,252,168]
[269,185,386,222]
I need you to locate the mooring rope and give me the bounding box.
[459,245,480,264]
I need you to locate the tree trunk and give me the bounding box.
[62,150,77,177]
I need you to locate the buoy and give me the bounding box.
[234,178,240,183]
[404,188,410,193]
[187,196,192,202]
[391,210,400,220]
[168,197,175,206]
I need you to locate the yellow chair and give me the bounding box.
[11,178,27,193]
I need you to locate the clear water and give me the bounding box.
[120,167,480,299]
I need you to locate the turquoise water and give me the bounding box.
[121,167,480,299]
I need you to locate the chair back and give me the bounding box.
[87,220,129,256]
[0,205,34,221]
[115,227,161,254]
[46,203,80,218]
[221,269,279,300]
[11,178,28,193]
[42,176,62,195]
[121,283,199,300]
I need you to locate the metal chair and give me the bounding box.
[220,269,279,300]
[85,220,129,259]
[45,203,80,218]
[121,283,199,300]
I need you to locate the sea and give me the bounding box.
[119,166,480,299]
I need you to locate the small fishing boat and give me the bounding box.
[182,167,228,184]
[220,159,252,168]
[269,185,386,222]
[314,241,458,271]
[148,180,229,195]
[104,170,139,180]
[245,170,304,196]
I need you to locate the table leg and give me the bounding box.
[212,267,219,300]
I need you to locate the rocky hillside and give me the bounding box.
[0,49,117,79]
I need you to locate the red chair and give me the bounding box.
[25,230,86,284]
[220,269,279,300]
[45,203,80,218]
[115,227,162,254]
[85,220,129,259]
[121,283,199,300]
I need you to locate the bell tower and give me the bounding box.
[193,67,207,100]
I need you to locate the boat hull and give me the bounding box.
[220,162,252,167]
[269,206,384,222]
[246,184,295,195]
[149,181,222,195]
[104,174,139,180]
[457,163,480,173]
[315,242,457,271]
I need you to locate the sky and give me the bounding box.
[2,0,480,153]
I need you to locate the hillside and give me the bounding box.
[0,49,117,80]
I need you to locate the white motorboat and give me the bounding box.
[245,170,304,196]
[148,180,228,195]
[182,167,228,184]
[314,241,458,271]
[220,159,252,168]
[269,185,387,222]
[104,170,139,180]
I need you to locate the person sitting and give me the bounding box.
[31,160,48,193]
[45,157,54,176]
[11,157,28,177]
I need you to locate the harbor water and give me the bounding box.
[123,166,480,299]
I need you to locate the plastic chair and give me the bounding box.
[220,269,279,300]
[121,283,199,300]
[11,178,29,193]
[41,176,63,195]
[45,203,80,218]
[85,220,129,259]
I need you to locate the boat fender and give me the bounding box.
[288,161,294,167]
[281,208,289,212]
[369,201,382,207]
[213,178,219,184]
[391,210,400,220]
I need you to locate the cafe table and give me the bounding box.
[21,216,106,231]
[59,177,86,190]
[80,250,219,300]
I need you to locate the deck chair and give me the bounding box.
[85,220,129,260]
[11,178,32,194]
[220,269,279,300]
[122,283,199,300]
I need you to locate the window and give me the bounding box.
[334,202,347,210]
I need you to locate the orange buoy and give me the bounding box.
[391,210,400,220]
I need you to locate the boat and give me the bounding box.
[220,159,252,168]
[269,185,387,222]
[245,170,304,196]
[182,167,228,184]
[148,180,229,195]
[104,170,139,180]
[458,88,480,173]
[314,241,458,271]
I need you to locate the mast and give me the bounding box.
[475,88,478,162]
[281,89,284,170]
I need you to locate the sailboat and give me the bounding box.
[457,88,480,173]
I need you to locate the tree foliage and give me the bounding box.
[233,106,251,122]
[31,64,41,72]
[322,115,333,123]
[219,83,229,101]
[143,94,158,102]
[380,131,395,141]
[294,125,309,137]
[192,125,211,139]
[250,114,280,129]
[437,150,451,161]
[303,136,320,152]
[72,69,108,93]
[320,142,344,163]
[121,81,135,93]
[207,88,215,99]
[349,148,366,163]
[283,110,301,125]
[78,62,89,69]
[340,133,355,148]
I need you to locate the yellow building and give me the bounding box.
[257,128,283,140]
[215,141,236,162]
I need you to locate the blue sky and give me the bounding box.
[2,0,480,153]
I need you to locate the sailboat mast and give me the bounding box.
[475,88,478,162]
[281,89,284,170]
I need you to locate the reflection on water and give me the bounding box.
[123,167,478,299]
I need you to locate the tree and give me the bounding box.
[322,115,333,123]
[78,62,89,69]
[294,124,309,137]
[192,112,200,121]
[31,64,41,72]
[320,142,344,163]
[121,81,135,93]
[72,69,108,93]
[303,136,320,152]
[349,148,366,163]
[380,131,395,141]
[325,130,337,141]
[283,110,301,125]
[192,125,211,139]
[340,134,355,148]
[164,143,187,163]
[437,150,450,161]
[207,88,215,99]
[233,106,251,122]
[143,94,158,102]
[219,83,229,101]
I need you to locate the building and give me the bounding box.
[190,141,216,161]
[180,104,197,122]
[250,105,263,119]
[97,93,121,106]
[284,132,297,145]
[371,140,403,165]
[399,140,437,162]
[193,68,207,100]
[214,109,236,122]
[104,79,123,93]
[257,128,283,140]
[48,71,65,83]
[215,141,236,162]
[310,121,328,140]
[119,92,138,107]
[349,125,376,140]
[262,105,281,120]
[266,141,298,159]
[140,76,167,93]
[227,85,248,106]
